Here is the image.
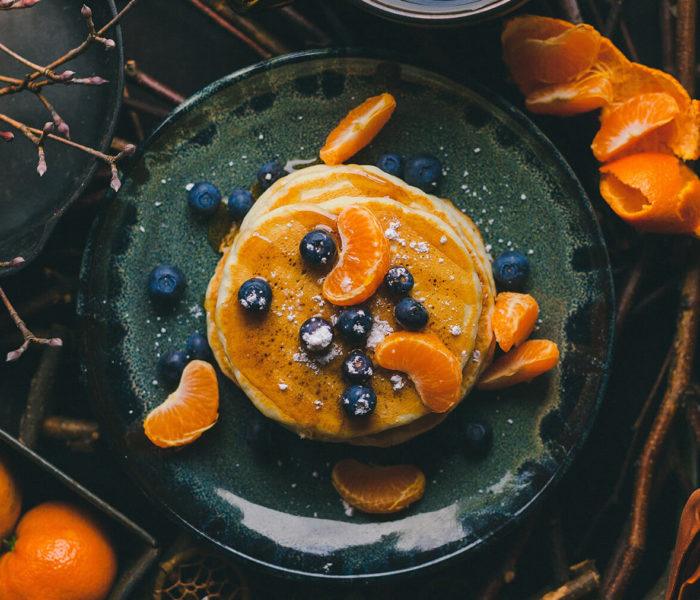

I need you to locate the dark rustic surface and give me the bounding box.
[0,1,696,598]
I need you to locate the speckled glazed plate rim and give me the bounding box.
[80,48,614,582]
[0,0,123,278]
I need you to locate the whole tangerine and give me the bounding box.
[0,454,21,540]
[0,501,117,600]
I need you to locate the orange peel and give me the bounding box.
[599,152,700,235]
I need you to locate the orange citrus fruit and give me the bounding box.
[0,501,117,600]
[322,204,390,306]
[0,454,21,541]
[599,152,700,235]
[143,359,219,448]
[331,459,425,514]
[374,332,462,413]
[591,92,680,162]
[492,292,539,352]
[477,339,559,391]
[502,16,601,94]
[320,93,396,165]
[525,72,614,116]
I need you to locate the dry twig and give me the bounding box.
[602,247,700,599]
[0,284,62,361]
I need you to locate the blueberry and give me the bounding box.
[404,153,442,191]
[227,188,254,221]
[337,307,372,342]
[340,385,377,417]
[158,350,188,387]
[245,415,273,454]
[188,182,221,216]
[148,264,186,305]
[394,297,429,330]
[376,153,405,178]
[186,332,211,361]
[299,317,334,353]
[299,230,337,267]
[342,350,374,384]
[257,161,287,190]
[384,265,414,295]
[462,421,493,458]
[238,277,272,312]
[493,251,530,291]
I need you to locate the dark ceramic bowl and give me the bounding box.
[0,0,123,276]
[348,0,529,25]
[79,49,613,581]
[0,429,158,600]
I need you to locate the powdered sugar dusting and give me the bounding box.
[366,316,394,350]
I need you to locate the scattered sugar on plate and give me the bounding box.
[342,500,355,517]
[278,383,288,391]
[185,182,194,191]
[449,325,462,336]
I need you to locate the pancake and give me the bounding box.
[205,164,497,391]
[209,194,494,445]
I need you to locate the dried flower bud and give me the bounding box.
[57,119,70,138]
[124,144,136,155]
[21,0,41,6]
[48,337,63,347]
[37,148,47,177]
[6,349,22,362]
[86,76,107,85]
[9,257,25,266]
[100,37,116,50]
[110,165,122,192]
[80,3,91,17]
[42,121,54,134]
[57,70,75,82]
[0,131,14,142]
[0,0,15,8]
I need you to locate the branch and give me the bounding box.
[602,246,700,599]
[0,285,62,362]
[0,0,41,8]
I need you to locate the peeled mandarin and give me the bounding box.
[320,93,396,165]
[331,459,425,514]
[374,332,462,413]
[322,204,390,306]
[144,359,219,448]
[477,339,559,391]
[492,292,539,352]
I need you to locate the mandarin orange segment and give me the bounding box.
[525,72,614,116]
[320,93,396,166]
[0,501,117,600]
[0,454,21,540]
[591,92,680,162]
[599,152,700,235]
[374,332,462,413]
[331,459,425,514]
[477,339,559,391]
[492,292,539,352]
[322,204,390,306]
[144,360,219,448]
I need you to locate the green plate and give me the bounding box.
[78,50,613,581]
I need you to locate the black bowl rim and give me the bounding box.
[0,0,124,279]
[347,0,530,25]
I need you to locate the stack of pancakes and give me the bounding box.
[205,164,496,446]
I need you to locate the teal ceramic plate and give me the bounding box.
[79,50,613,581]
